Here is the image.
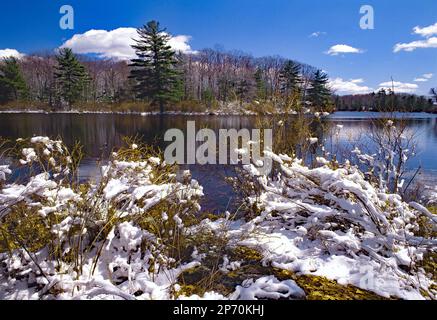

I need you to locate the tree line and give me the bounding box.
[334,89,436,113]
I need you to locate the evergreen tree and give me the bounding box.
[236,79,252,107]
[254,68,267,101]
[279,60,301,96]
[376,89,387,112]
[201,88,215,109]
[218,77,235,102]
[0,57,28,104]
[130,20,181,113]
[307,69,332,111]
[54,48,89,109]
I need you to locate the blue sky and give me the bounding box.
[1,0,437,95]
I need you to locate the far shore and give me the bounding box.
[1,109,437,117]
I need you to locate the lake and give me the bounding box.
[0,111,436,213]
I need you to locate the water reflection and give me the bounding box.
[0,112,436,212]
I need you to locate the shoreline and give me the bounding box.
[0,110,255,116]
[0,109,436,118]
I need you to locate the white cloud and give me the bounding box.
[325,44,364,56]
[414,73,433,82]
[378,81,418,93]
[60,27,197,60]
[393,37,437,53]
[0,48,25,59]
[167,35,195,54]
[309,31,326,38]
[329,78,373,94]
[413,22,437,38]
[394,22,437,52]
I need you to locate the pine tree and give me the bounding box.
[254,68,267,101]
[0,57,28,104]
[307,69,332,111]
[236,79,252,106]
[130,20,181,113]
[279,60,301,96]
[54,48,89,109]
[376,88,387,112]
[279,60,302,110]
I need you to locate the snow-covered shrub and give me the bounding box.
[0,137,204,299]
[228,149,436,299]
[254,115,325,164]
[350,117,417,195]
[423,186,437,207]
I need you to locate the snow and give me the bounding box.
[177,276,305,300]
[230,276,305,300]
[219,255,242,273]
[22,148,37,163]
[116,221,148,251]
[103,178,129,200]
[0,165,11,181]
[148,157,161,165]
[30,136,51,144]
[308,137,318,145]
[316,157,330,165]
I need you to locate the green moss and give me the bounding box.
[428,206,437,215]
[417,251,437,282]
[415,208,437,239]
[177,246,270,297]
[230,246,264,262]
[176,284,205,297]
[0,203,51,253]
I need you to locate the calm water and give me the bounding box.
[0,111,436,212]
